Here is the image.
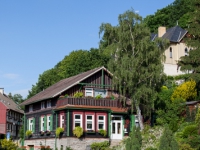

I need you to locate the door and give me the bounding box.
[111,115,123,139]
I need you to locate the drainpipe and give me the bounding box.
[22,114,25,146]
[55,112,57,150]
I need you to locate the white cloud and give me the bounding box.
[135,10,139,13]
[3,73,19,79]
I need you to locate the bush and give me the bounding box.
[182,124,198,138]
[73,92,83,98]
[73,126,83,138]
[65,146,73,150]
[145,147,157,150]
[56,127,64,138]
[25,130,32,137]
[0,139,18,150]
[95,95,102,99]
[98,129,107,137]
[90,141,109,150]
[178,143,194,150]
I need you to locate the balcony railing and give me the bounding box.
[56,97,121,108]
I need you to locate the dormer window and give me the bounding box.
[47,100,51,108]
[170,47,172,58]
[29,105,33,112]
[41,102,45,109]
[85,88,93,97]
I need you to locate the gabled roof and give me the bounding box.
[151,26,188,43]
[21,66,112,106]
[0,93,24,113]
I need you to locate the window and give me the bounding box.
[41,116,45,131]
[29,105,33,112]
[185,48,188,56]
[60,114,65,128]
[47,100,51,108]
[74,114,82,128]
[47,115,51,131]
[41,102,45,109]
[86,115,94,130]
[98,116,105,130]
[85,88,93,97]
[29,118,34,131]
[170,47,172,58]
[94,89,107,98]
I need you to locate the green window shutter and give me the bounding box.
[33,118,35,133]
[39,117,41,131]
[131,115,135,131]
[27,119,29,131]
[44,116,47,131]
[50,114,53,131]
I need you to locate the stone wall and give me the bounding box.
[25,137,109,150]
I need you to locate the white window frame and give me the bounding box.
[86,115,94,131]
[74,114,82,128]
[169,47,172,58]
[41,102,45,109]
[60,114,65,128]
[85,88,93,97]
[29,118,33,131]
[47,100,51,108]
[29,105,33,112]
[98,115,105,130]
[47,115,51,131]
[41,116,45,131]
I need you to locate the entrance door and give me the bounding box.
[111,115,122,139]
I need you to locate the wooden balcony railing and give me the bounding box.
[56,97,121,108]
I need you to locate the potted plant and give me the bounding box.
[73,92,83,98]
[56,127,64,138]
[46,130,51,135]
[26,130,33,138]
[98,129,107,137]
[39,131,45,136]
[73,126,83,138]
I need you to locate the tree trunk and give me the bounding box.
[136,105,144,130]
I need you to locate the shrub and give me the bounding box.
[56,127,64,138]
[178,143,194,150]
[25,130,32,137]
[95,95,102,99]
[1,139,18,150]
[73,126,83,138]
[90,141,109,150]
[182,124,198,138]
[65,146,73,150]
[145,147,157,150]
[98,129,107,137]
[73,92,83,98]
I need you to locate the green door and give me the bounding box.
[29,145,34,150]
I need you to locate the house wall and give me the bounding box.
[0,102,7,134]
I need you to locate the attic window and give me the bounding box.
[85,88,93,97]
[170,47,172,58]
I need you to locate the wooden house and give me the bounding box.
[20,67,137,150]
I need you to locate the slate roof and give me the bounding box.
[0,93,24,113]
[21,66,112,106]
[151,26,187,43]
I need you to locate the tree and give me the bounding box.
[0,139,18,150]
[99,9,169,129]
[126,126,142,150]
[171,80,197,101]
[159,127,179,150]
[178,0,200,86]
[8,93,24,104]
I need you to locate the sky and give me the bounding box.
[0,0,175,98]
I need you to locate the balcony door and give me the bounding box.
[111,115,123,139]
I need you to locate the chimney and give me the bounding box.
[158,26,166,37]
[0,88,4,94]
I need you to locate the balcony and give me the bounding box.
[56,97,121,108]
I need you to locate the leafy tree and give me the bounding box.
[178,0,200,88]
[159,127,179,150]
[19,125,24,141]
[0,139,18,150]
[126,127,142,150]
[171,80,197,101]
[8,93,24,104]
[99,9,169,130]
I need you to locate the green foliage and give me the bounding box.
[25,130,32,137]
[73,126,83,138]
[178,143,194,150]
[187,135,200,149]
[95,95,102,99]
[126,126,142,150]
[98,129,107,137]
[65,146,73,150]
[90,141,109,150]
[159,127,179,150]
[145,147,157,150]
[73,92,83,98]
[19,125,24,140]
[0,139,18,150]
[56,127,64,138]
[171,80,197,101]
[8,93,25,104]
[181,124,198,138]
[195,107,200,126]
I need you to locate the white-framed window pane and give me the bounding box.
[85,88,93,97]
[98,123,104,129]
[75,115,80,119]
[98,116,105,130]
[74,114,82,128]
[75,121,81,127]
